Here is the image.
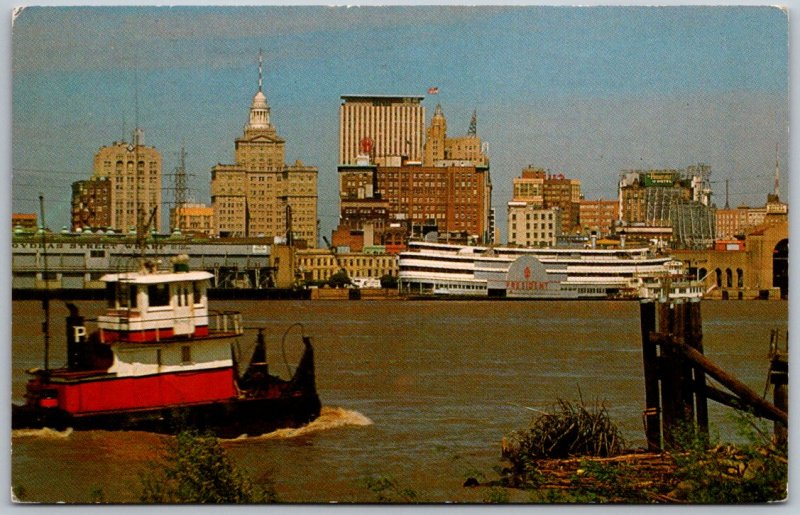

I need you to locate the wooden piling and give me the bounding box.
[686,301,708,435]
[769,330,788,446]
[641,291,786,450]
[639,300,661,451]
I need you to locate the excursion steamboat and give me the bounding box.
[12,256,321,438]
[398,241,685,300]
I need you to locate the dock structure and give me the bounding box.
[11,234,294,295]
[640,292,787,451]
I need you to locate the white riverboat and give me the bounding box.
[398,241,679,300]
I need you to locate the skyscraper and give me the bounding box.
[335,102,493,247]
[211,52,318,244]
[92,128,162,233]
[339,95,425,165]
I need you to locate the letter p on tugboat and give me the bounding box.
[12,255,321,438]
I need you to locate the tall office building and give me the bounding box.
[92,128,162,233]
[339,95,425,165]
[211,52,318,244]
[335,102,492,248]
[543,173,582,234]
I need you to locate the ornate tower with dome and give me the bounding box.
[211,51,317,245]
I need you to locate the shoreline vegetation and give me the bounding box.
[13,398,787,504]
[485,398,787,503]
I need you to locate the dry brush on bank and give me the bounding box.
[486,398,787,504]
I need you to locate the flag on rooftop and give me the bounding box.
[427,86,439,95]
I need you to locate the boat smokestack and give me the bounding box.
[619,231,626,249]
[590,231,597,249]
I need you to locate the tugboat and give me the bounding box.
[12,256,321,438]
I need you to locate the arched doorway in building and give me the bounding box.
[773,239,788,298]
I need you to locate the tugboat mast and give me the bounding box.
[38,194,50,371]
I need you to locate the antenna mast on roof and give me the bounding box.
[774,142,780,199]
[258,48,263,92]
[467,109,477,136]
[133,55,144,239]
[724,179,730,209]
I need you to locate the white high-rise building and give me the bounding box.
[339,95,425,166]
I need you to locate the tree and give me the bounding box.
[327,270,351,289]
[139,429,278,503]
[380,274,398,289]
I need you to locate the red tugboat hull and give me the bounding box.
[12,392,321,439]
[12,337,321,438]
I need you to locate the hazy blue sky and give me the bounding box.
[9,4,789,240]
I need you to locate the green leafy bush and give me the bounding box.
[668,415,787,503]
[139,429,277,503]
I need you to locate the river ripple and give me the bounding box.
[10,299,787,503]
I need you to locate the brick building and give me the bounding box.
[70,176,112,232]
[579,199,619,237]
[334,102,493,249]
[170,203,214,238]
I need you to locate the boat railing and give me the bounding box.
[208,310,243,335]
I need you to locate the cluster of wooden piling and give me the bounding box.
[640,296,788,451]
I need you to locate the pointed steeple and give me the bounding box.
[258,48,263,93]
[246,49,271,130]
[423,103,447,165]
[467,109,477,136]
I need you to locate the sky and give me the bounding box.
[8,3,790,242]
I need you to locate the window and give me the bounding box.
[193,281,203,305]
[116,284,138,308]
[181,345,192,364]
[148,283,170,307]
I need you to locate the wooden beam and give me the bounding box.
[670,339,788,426]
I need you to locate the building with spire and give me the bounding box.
[422,104,488,167]
[211,52,318,245]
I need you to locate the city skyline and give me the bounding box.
[10,5,788,241]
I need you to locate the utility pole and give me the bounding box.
[173,144,188,231]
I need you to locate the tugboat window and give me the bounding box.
[193,281,202,305]
[117,284,137,308]
[181,345,191,364]
[148,283,170,307]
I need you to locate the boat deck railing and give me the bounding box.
[93,309,244,341]
[208,310,243,335]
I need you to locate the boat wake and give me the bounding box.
[11,408,372,441]
[227,406,373,441]
[12,427,74,439]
